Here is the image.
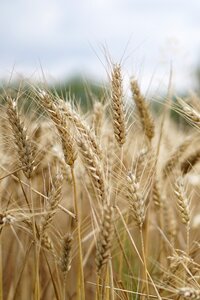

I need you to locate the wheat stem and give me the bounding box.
[70,167,85,300]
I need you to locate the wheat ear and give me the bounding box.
[111,64,126,146]
[162,136,192,178]
[39,91,77,167]
[130,78,154,142]
[174,178,190,256]
[177,97,200,125]
[96,204,114,274]
[61,233,73,278]
[174,178,190,226]
[77,139,105,203]
[126,171,145,229]
[6,97,36,179]
[59,99,102,159]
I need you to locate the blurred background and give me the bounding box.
[0,0,200,96]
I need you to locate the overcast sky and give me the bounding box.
[0,0,200,92]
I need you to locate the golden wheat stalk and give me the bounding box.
[61,233,73,278]
[162,136,193,178]
[77,138,106,203]
[174,178,190,226]
[96,204,114,274]
[130,78,154,142]
[111,64,126,146]
[126,171,145,229]
[6,97,36,178]
[39,91,77,167]
[59,99,102,159]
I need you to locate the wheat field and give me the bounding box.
[0,64,200,299]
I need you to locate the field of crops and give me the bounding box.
[0,64,200,299]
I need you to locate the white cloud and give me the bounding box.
[0,0,199,92]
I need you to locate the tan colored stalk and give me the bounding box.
[39,91,77,167]
[6,97,41,298]
[61,233,73,299]
[116,206,161,299]
[39,91,85,298]
[126,172,145,229]
[133,147,149,181]
[126,171,149,298]
[130,78,154,142]
[6,97,36,179]
[70,167,85,300]
[174,178,190,255]
[41,232,56,257]
[110,64,127,263]
[177,97,200,125]
[77,139,105,204]
[96,204,114,299]
[96,204,114,274]
[111,64,126,146]
[59,99,102,159]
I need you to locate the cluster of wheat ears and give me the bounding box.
[1,64,200,300]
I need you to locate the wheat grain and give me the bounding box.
[130,78,154,142]
[96,204,114,274]
[6,97,36,178]
[111,64,126,146]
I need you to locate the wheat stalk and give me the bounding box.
[6,97,36,178]
[61,233,73,277]
[126,171,145,229]
[111,64,126,146]
[130,78,154,142]
[59,99,102,159]
[77,139,106,203]
[96,204,114,274]
[39,91,77,167]
[162,136,193,178]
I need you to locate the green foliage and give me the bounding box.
[49,76,107,111]
[0,76,107,113]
